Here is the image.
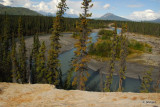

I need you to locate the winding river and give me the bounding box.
[59,29,142,92]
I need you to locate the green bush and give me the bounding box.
[88,39,152,58]
[89,41,112,57]
[98,29,113,40]
[128,40,152,53]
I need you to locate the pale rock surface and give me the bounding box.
[0,83,160,107]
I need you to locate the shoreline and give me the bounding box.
[23,33,78,57]
[87,59,159,82]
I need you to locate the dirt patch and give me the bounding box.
[112,98,117,101]
[120,96,128,99]
[131,96,137,100]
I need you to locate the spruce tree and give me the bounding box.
[47,0,68,85]
[17,17,27,83]
[104,23,117,92]
[154,63,160,92]
[11,33,18,83]
[140,68,153,93]
[72,0,93,90]
[65,67,74,89]
[30,34,40,83]
[118,24,128,91]
[0,14,12,82]
[0,34,3,82]
[36,41,47,83]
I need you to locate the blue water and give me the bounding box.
[59,32,98,82]
[58,29,142,92]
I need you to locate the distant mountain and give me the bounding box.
[152,18,160,23]
[38,11,56,16]
[0,4,5,7]
[63,13,78,18]
[99,13,130,21]
[39,11,78,18]
[0,3,78,18]
[0,4,42,16]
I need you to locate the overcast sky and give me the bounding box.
[0,0,160,20]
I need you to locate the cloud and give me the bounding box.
[0,0,12,6]
[0,0,102,17]
[0,0,87,15]
[127,4,143,8]
[129,9,160,20]
[103,4,110,9]
[66,0,82,15]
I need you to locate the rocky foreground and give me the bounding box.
[0,83,160,107]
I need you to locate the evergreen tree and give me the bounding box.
[0,34,3,82]
[36,41,47,83]
[140,68,153,93]
[65,67,74,89]
[11,33,18,83]
[104,23,117,92]
[47,0,68,85]
[118,24,128,91]
[17,17,27,83]
[30,34,40,83]
[0,14,12,82]
[154,63,160,92]
[72,0,93,90]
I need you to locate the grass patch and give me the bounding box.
[128,39,152,54]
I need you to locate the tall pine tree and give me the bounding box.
[104,23,117,92]
[118,24,128,91]
[11,33,18,83]
[36,41,47,83]
[30,34,40,83]
[47,0,68,85]
[154,63,160,92]
[17,17,27,83]
[0,34,2,81]
[0,14,12,82]
[72,0,93,90]
[140,68,153,93]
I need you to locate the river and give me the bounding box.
[58,29,142,92]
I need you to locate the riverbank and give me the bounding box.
[0,83,159,107]
[125,32,160,66]
[22,33,78,57]
[88,28,160,82]
[87,59,159,82]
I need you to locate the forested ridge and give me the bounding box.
[117,21,160,36]
[0,15,160,38]
[0,15,111,37]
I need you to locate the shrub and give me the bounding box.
[88,39,152,58]
[98,29,113,40]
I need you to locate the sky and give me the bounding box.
[0,0,160,21]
